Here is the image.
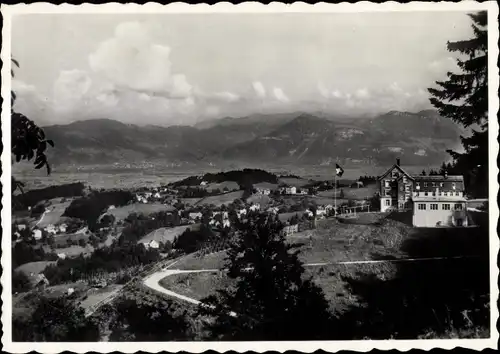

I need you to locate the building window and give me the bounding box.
[452,183,456,190]
[385,200,390,206]
[430,204,438,210]
[443,204,451,210]
[424,182,428,187]
[418,204,426,210]
[440,182,444,187]
[424,192,428,196]
[455,203,463,211]
[443,192,448,196]
[385,180,390,188]
[385,191,391,196]
[432,191,436,196]
[432,182,435,187]
[415,191,420,197]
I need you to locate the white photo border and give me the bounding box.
[1,2,498,353]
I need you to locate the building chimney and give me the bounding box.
[396,158,401,166]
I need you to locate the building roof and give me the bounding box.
[412,175,464,182]
[413,196,467,202]
[377,164,413,180]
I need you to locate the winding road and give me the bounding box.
[143,255,481,307]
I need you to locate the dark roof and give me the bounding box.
[412,175,464,182]
[377,164,413,180]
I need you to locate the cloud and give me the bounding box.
[52,70,92,111]
[428,56,459,76]
[88,21,191,99]
[252,81,266,98]
[273,87,289,103]
[355,88,370,99]
[212,91,241,103]
[12,80,37,94]
[332,90,343,99]
[317,82,329,98]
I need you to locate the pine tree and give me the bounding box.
[428,11,488,197]
[198,213,333,340]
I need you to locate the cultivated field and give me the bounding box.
[14,261,56,275]
[34,198,73,228]
[278,177,311,187]
[101,203,175,222]
[246,194,272,206]
[202,181,240,192]
[139,224,201,244]
[179,198,202,206]
[196,191,244,207]
[52,244,95,258]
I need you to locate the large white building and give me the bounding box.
[378,159,468,227]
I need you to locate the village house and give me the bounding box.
[249,203,261,212]
[378,158,468,227]
[33,229,42,240]
[213,211,229,219]
[17,224,26,231]
[267,207,279,214]
[256,188,271,195]
[45,224,57,235]
[285,186,297,195]
[237,208,247,218]
[59,223,68,233]
[147,240,160,249]
[188,212,203,222]
[281,223,299,237]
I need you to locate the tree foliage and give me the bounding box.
[12,296,100,341]
[108,296,190,341]
[198,213,334,340]
[11,59,54,193]
[428,11,488,197]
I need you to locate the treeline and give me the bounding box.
[358,176,377,184]
[176,187,226,199]
[120,211,181,244]
[13,242,58,269]
[173,224,220,254]
[63,190,134,230]
[171,169,278,188]
[43,243,160,285]
[13,182,85,210]
[421,162,455,176]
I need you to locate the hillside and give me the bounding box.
[40,110,463,167]
[219,110,463,165]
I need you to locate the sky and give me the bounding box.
[11,12,474,126]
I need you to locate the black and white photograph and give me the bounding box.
[1,2,498,352]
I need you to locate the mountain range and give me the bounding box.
[42,110,464,167]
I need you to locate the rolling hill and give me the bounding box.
[41,110,464,167]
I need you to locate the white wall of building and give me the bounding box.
[413,201,468,227]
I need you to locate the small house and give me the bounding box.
[32,229,42,241]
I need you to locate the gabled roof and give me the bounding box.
[396,173,415,181]
[377,164,413,180]
[412,175,464,182]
